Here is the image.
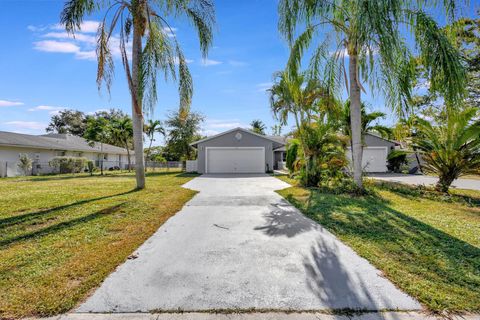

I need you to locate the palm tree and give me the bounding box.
[279,0,466,189]
[111,116,133,171]
[414,108,480,193]
[144,119,165,168]
[269,70,339,131]
[84,116,110,175]
[250,120,267,135]
[61,0,215,189]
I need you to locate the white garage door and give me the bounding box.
[346,147,388,172]
[206,147,265,173]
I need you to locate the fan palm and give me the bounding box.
[61,0,215,189]
[414,108,480,193]
[279,0,466,189]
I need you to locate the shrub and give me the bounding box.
[17,154,33,176]
[87,161,95,176]
[49,157,88,174]
[286,139,300,173]
[386,150,408,173]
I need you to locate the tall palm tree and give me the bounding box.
[144,119,165,165]
[250,119,267,135]
[61,0,215,189]
[341,101,392,142]
[279,0,466,189]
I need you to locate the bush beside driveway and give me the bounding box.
[0,171,198,319]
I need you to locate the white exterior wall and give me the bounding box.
[0,145,132,177]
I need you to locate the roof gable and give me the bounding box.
[191,127,286,147]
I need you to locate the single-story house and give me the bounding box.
[0,131,133,177]
[189,127,398,174]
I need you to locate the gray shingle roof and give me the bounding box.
[0,131,131,155]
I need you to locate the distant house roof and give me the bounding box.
[365,132,400,145]
[190,127,287,148]
[0,131,131,155]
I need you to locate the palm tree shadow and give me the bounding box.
[0,189,139,230]
[286,190,480,309]
[0,203,127,248]
[254,201,320,237]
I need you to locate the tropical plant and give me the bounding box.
[285,138,299,173]
[144,119,165,169]
[279,0,466,189]
[250,119,267,135]
[341,101,392,141]
[87,160,95,176]
[17,154,33,176]
[270,70,339,131]
[164,110,204,163]
[61,0,215,189]
[111,116,133,171]
[297,122,348,187]
[271,124,283,136]
[414,108,480,192]
[386,150,408,173]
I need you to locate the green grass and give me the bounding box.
[0,170,198,319]
[276,176,480,313]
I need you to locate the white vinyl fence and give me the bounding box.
[186,160,198,173]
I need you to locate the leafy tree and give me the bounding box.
[17,154,32,176]
[414,108,480,192]
[61,0,215,189]
[144,119,165,166]
[110,116,133,171]
[279,0,466,189]
[164,111,204,162]
[250,119,267,135]
[46,109,86,136]
[84,116,110,175]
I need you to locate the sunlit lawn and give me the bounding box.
[0,170,197,319]
[276,175,480,313]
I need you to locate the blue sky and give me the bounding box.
[0,0,478,141]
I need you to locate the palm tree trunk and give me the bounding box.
[145,137,154,173]
[349,53,363,189]
[132,22,145,189]
[125,143,132,172]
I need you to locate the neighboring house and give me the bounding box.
[189,127,398,174]
[346,133,400,173]
[0,131,133,177]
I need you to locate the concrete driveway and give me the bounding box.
[369,174,480,191]
[77,174,420,313]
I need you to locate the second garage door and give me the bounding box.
[206,147,265,173]
[346,147,388,172]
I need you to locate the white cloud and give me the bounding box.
[28,105,64,115]
[162,27,177,38]
[4,121,46,130]
[201,129,220,136]
[51,20,99,33]
[0,100,24,107]
[34,40,79,53]
[75,50,96,60]
[43,32,96,44]
[228,60,248,67]
[256,82,273,92]
[200,58,222,66]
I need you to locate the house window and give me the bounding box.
[73,152,83,157]
[282,152,287,162]
[56,151,66,156]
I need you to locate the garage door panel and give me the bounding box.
[206,148,265,173]
[346,147,388,173]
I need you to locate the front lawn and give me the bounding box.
[0,171,197,319]
[276,176,480,313]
